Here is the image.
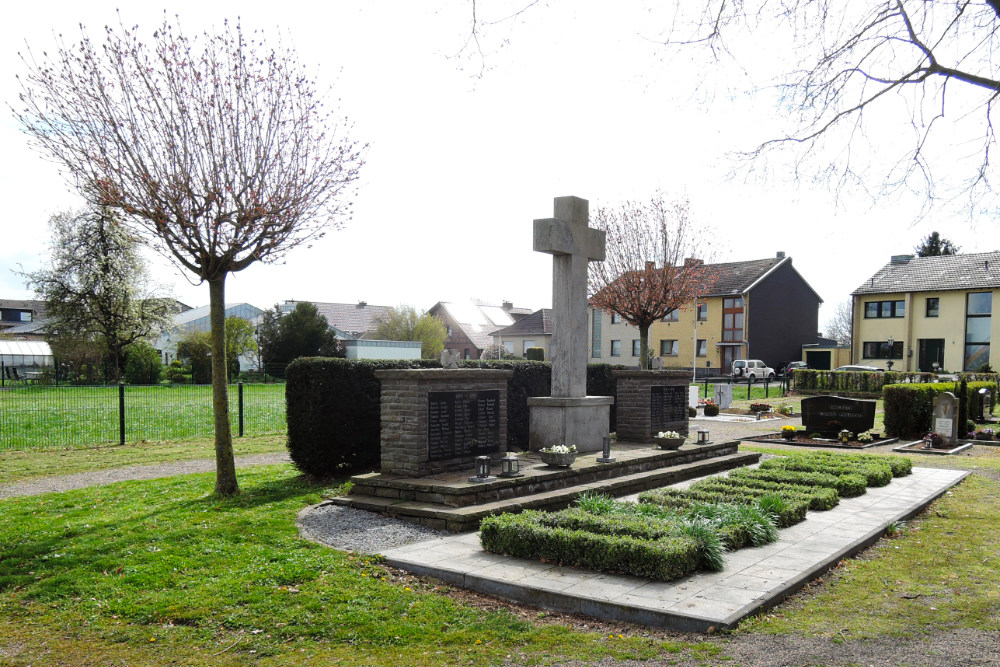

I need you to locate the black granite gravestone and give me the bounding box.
[801,395,876,436]
[650,385,687,433]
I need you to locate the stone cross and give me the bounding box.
[533,196,605,398]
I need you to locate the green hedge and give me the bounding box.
[759,456,893,487]
[479,511,700,581]
[285,358,438,477]
[689,477,840,511]
[728,467,868,498]
[639,488,809,527]
[882,379,999,438]
[803,450,912,477]
[793,369,935,396]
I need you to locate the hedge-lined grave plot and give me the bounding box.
[481,451,913,582]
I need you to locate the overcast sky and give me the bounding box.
[1,1,989,331]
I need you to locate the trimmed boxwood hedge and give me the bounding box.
[728,467,868,498]
[286,358,626,477]
[759,456,893,487]
[639,488,809,527]
[479,511,700,581]
[803,450,912,477]
[692,477,840,511]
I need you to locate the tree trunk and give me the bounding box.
[639,324,649,371]
[209,275,239,496]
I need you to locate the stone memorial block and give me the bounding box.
[688,385,699,409]
[801,395,876,436]
[932,391,959,448]
[613,370,689,442]
[440,349,461,369]
[713,383,733,410]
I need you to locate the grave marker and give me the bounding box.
[801,395,876,436]
[713,384,733,410]
[932,392,959,448]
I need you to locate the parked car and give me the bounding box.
[833,365,885,372]
[778,361,809,376]
[731,359,775,381]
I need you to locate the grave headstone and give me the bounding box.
[932,391,959,448]
[688,386,699,409]
[801,395,876,436]
[974,388,992,422]
[713,384,733,410]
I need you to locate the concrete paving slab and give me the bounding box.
[379,466,968,632]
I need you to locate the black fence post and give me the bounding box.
[1,361,4,389]
[747,377,752,400]
[118,382,126,446]
[764,378,770,398]
[238,381,244,437]
[703,377,709,398]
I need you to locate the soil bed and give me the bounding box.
[743,433,897,449]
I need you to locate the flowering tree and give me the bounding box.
[13,15,366,494]
[588,195,712,370]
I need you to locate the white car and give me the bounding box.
[731,359,775,382]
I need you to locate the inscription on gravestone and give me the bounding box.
[427,390,500,461]
[932,392,959,448]
[650,385,687,433]
[801,395,876,436]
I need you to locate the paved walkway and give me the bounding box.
[380,466,968,632]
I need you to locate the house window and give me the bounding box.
[722,297,744,343]
[464,348,470,359]
[591,308,602,358]
[926,298,939,318]
[965,292,992,371]
[661,309,679,322]
[864,300,905,318]
[632,339,641,356]
[446,325,453,336]
[862,341,903,359]
[502,341,514,354]
[610,312,622,324]
[660,339,678,356]
[697,303,708,321]
[19,311,31,322]
[522,340,535,355]
[696,339,707,357]
[610,340,621,357]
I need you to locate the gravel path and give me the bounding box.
[0,451,291,499]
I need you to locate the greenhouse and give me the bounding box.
[0,340,54,383]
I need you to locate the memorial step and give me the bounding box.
[328,449,761,532]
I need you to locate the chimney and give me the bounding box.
[357,300,367,308]
[890,254,914,265]
[502,300,513,311]
[776,251,786,259]
[684,257,703,268]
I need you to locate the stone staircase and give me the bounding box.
[328,441,760,532]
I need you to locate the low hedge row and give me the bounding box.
[802,450,912,478]
[690,477,839,511]
[639,488,809,527]
[479,511,701,581]
[760,456,893,487]
[728,467,868,498]
[692,477,840,511]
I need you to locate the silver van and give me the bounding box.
[731,359,775,381]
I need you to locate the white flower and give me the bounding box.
[542,444,577,454]
[657,431,681,439]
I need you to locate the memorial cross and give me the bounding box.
[533,196,605,398]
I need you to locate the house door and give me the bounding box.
[721,346,739,374]
[806,350,832,370]
[918,339,945,372]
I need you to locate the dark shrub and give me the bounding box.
[525,347,545,361]
[123,341,163,385]
[704,403,720,417]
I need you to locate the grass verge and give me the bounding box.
[0,464,719,666]
[0,434,287,486]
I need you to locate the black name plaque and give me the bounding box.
[427,390,500,461]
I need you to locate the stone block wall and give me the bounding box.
[376,369,512,476]
[613,369,690,443]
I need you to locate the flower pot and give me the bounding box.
[653,437,684,450]
[540,451,576,467]
[781,432,796,440]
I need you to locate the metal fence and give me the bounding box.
[0,382,285,451]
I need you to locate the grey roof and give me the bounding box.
[851,251,1000,296]
[700,257,786,296]
[491,309,553,337]
[291,301,395,338]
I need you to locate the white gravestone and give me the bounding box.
[689,386,699,409]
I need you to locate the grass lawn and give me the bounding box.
[0,434,288,486]
[0,465,721,666]
[0,383,285,451]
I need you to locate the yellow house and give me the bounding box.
[851,252,1000,372]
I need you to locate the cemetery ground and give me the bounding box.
[1,407,999,664]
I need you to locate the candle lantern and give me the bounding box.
[499,453,523,478]
[697,428,710,445]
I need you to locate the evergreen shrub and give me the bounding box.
[525,347,545,361]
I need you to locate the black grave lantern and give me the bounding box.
[475,456,491,478]
[697,428,710,445]
[499,453,522,478]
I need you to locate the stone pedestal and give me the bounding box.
[614,370,690,443]
[377,369,512,477]
[527,396,614,453]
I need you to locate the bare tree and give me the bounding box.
[666,2,1000,209]
[13,15,365,495]
[588,195,712,370]
[824,299,854,347]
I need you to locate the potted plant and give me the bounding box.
[781,425,797,440]
[749,402,772,413]
[857,431,874,444]
[704,403,720,417]
[653,430,685,450]
[922,432,942,449]
[539,444,577,466]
